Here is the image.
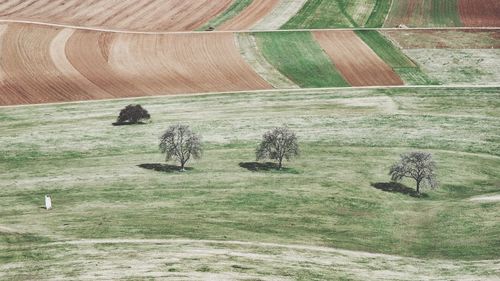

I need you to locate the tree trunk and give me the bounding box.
[180,161,185,172]
[278,158,282,170]
[416,180,421,194]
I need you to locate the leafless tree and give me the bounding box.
[159,124,202,171]
[115,104,150,125]
[256,126,299,170]
[389,151,438,194]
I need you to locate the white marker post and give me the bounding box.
[45,195,52,210]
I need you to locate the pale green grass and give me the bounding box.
[0,87,499,279]
[197,0,253,30]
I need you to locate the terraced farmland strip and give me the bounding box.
[255,31,349,88]
[356,30,437,85]
[198,0,253,31]
[365,0,393,27]
[236,33,298,88]
[384,0,462,28]
[218,0,280,31]
[313,31,403,86]
[251,0,309,30]
[0,0,233,32]
[0,24,91,105]
[459,0,500,27]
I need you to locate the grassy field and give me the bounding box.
[365,0,392,27]
[197,0,253,30]
[282,0,376,29]
[1,87,499,279]
[255,31,349,87]
[356,31,439,85]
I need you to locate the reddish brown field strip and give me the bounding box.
[313,31,403,87]
[459,0,500,27]
[218,0,281,30]
[0,23,271,106]
[0,0,233,32]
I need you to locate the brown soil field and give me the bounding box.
[0,23,271,106]
[313,31,404,87]
[218,0,281,30]
[0,0,233,32]
[384,30,500,49]
[459,0,500,27]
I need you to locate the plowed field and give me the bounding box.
[0,23,271,105]
[459,0,500,27]
[313,31,403,86]
[0,0,233,32]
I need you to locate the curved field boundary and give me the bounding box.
[0,23,272,105]
[459,0,500,27]
[313,31,403,86]
[255,31,349,88]
[384,0,462,28]
[236,33,298,88]
[252,0,309,30]
[0,0,233,32]
[218,0,281,31]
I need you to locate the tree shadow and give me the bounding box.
[238,162,298,174]
[138,163,193,173]
[112,121,148,126]
[371,182,428,198]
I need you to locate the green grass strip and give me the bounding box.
[431,0,462,27]
[197,0,253,31]
[365,0,392,27]
[282,0,356,29]
[355,30,439,85]
[255,31,349,88]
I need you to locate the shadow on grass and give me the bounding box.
[371,182,428,198]
[112,121,148,126]
[138,163,193,173]
[239,162,299,174]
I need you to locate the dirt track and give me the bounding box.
[218,0,281,31]
[0,23,271,105]
[459,0,500,27]
[313,31,404,86]
[0,0,233,32]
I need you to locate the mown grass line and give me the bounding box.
[254,31,349,88]
[355,30,439,85]
[197,0,253,31]
[365,0,392,27]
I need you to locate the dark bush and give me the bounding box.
[114,104,150,125]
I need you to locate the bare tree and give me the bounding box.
[256,126,299,170]
[159,124,202,171]
[116,104,150,125]
[389,151,438,194]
